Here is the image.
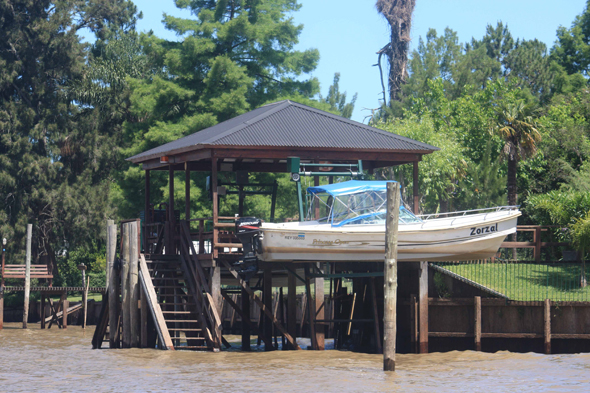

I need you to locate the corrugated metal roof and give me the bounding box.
[127,100,439,163]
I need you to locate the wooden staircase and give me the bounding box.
[144,255,210,350]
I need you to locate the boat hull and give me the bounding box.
[257,210,520,262]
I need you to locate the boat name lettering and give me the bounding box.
[470,223,498,236]
[312,239,351,246]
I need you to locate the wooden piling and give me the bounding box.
[129,221,139,347]
[419,261,429,354]
[544,299,551,354]
[121,222,131,348]
[474,296,481,351]
[108,223,120,348]
[83,277,89,329]
[40,294,45,329]
[106,219,114,284]
[61,292,68,329]
[409,294,417,353]
[287,268,297,347]
[241,287,251,351]
[23,223,32,329]
[0,290,3,331]
[383,182,399,371]
[371,277,382,354]
[140,286,148,348]
[314,262,325,350]
[263,263,274,351]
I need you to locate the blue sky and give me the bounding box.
[134,0,588,122]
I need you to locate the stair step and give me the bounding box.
[165,319,200,323]
[162,311,194,314]
[155,285,185,289]
[167,328,203,332]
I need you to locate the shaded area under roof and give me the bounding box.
[128,100,439,166]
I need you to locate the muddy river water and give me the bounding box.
[1,323,589,392]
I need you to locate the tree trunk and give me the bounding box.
[507,142,518,207]
[377,0,416,103]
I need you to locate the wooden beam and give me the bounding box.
[305,265,317,349]
[314,263,325,350]
[384,182,399,371]
[371,277,382,354]
[139,255,174,350]
[419,261,428,354]
[409,294,417,353]
[220,259,300,350]
[140,285,148,348]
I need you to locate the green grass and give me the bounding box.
[435,262,590,301]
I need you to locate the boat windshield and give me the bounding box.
[305,180,422,226]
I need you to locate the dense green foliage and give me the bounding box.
[4,0,590,274]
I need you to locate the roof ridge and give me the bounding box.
[286,101,439,151]
[207,100,291,143]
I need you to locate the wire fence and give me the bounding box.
[432,260,590,302]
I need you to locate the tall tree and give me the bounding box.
[117,0,320,218]
[0,0,138,264]
[376,0,416,104]
[552,0,590,76]
[493,98,541,206]
[319,73,358,119]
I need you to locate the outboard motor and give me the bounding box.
[234,217,262,281]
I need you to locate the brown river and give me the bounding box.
[1,323,589,392]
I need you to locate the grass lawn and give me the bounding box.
[435,262,590,302]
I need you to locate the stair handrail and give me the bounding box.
[179,221,222,349]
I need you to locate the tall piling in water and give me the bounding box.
[129,221,139,347]
[121,222,131,348]
[383,182,399,371]
[108,223,120,348]
[22,224,32,329]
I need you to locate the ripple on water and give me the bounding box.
[1,323,590,392]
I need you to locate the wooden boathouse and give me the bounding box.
[102,99,438,352]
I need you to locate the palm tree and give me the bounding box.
[493,100,541,206]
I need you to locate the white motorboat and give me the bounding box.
[235,180,520,263]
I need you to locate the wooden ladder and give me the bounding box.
[145,255,212,351]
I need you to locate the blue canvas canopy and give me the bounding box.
[306,180,399,197]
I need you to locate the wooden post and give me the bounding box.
[108,223,120,348]
[83,277,89,329]
[535,226,542,263]
[168,164,175,255]
[409,294,417,353]
[211,156,219,258]
[106,219,114,284]
[384,182,399,371]
[474,296,481,351]
[314,262,325,350]
[185,163,191,220]
[413,161,420,214]
[419,261,429,354]
[61,292,68,329]
[121,222,131,348]
[371,277,382,354]
[211,265,221,317]
[40,294,45,329]
[144,170,150,253]
[129,221,139,347]
[241,287,251,351]
[287,268,297,348]
[263,263,274,351]
[0,289,3,331]
[544,298,551,354]
[304,265,317,349]
[23,223,32,329]
[140,286,148,348]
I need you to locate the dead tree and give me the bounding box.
[376,0,416,104]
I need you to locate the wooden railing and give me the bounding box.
[500,225,570,262]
